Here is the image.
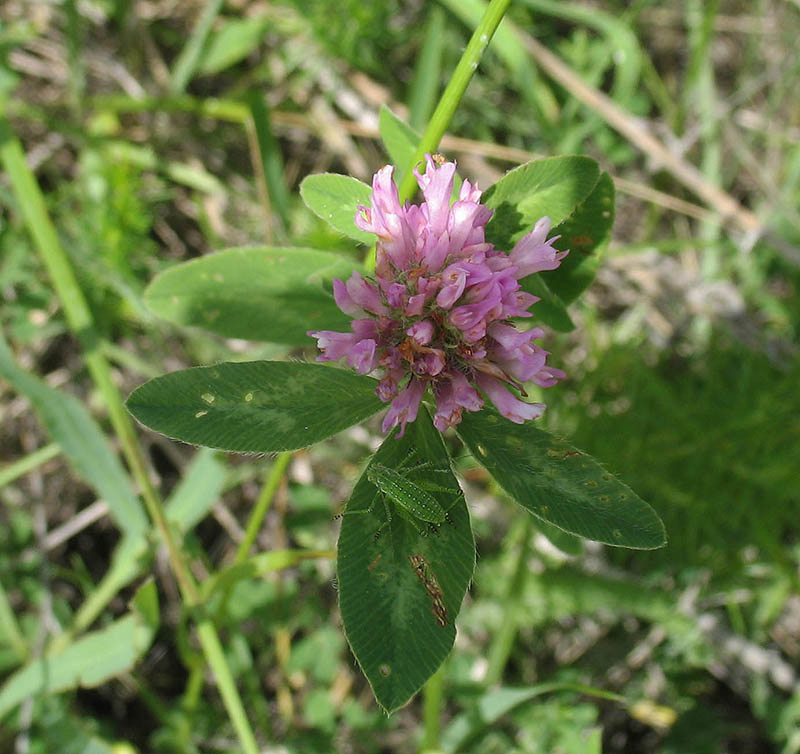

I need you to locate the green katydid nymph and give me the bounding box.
[341,452,464,538]
[366,463,448,524]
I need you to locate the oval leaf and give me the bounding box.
[547,171,615,304]
[378,106,420,185]
[144,247,356,344]
[456,406,666,549]
[520,273,574,332]
[299,174,374,244]
[338,408,475,713]
[0,581,158,719]
[126,361,384,453]
[483,156,600,251]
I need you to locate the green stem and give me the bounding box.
[0,116,261,754]
[0,578,28,662]
[485,516,533,686]
[194,619,259,753]
[397,0,512,202]
[0,443,60,489]
[182,664,205,713]
[91,93,250,123]
[422,663,445,751]
[235,452,292,564]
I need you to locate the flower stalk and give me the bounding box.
[397,0,513,202]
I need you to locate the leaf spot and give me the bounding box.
[602,473,613,481]
[379,664,391,677]
[244,392,254,402]
[583,480,598,487]
[618,493,627,501]
[201,393,216,404]
[476,444,487,457]
[613,529,623,539]
[195,410,208,418]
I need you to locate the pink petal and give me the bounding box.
[509,216,569,278]
[381,378,427,437]
[475,373,546,424]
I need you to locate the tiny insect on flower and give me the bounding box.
[308,155,567,437]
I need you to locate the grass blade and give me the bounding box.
[169,0,224,95]
[408,5,446,131]
[0,334,147,538]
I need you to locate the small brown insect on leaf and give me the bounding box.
[408,554,448,627]
[547,448,582,460]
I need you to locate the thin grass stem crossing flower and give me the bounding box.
[309,156,568,437]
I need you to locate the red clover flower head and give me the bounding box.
[308,155,568,437]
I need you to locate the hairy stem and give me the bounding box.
[397,0,512,201]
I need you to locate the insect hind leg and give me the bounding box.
[333,491,381,521]
[372,494,395,540]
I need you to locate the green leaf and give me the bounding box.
[378,106,420,184]
[203,549,333,601]
[144,247,356,344]
[532,517,583,556]
[199,16,269,75]
[456,406,666,549]
[483,157,600,251]
[520,274,574,332]
[28,705,125,754]
[0,334,147,538]
[0,581,158,720]
[299,174,374,244]
[164,447,227,531]
[69,448,229,636]
[126,361,384,453]
[442,684,581,753]
[338,408,475,713]
[547,171,615,304]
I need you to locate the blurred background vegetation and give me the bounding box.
[1,0,799,752]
